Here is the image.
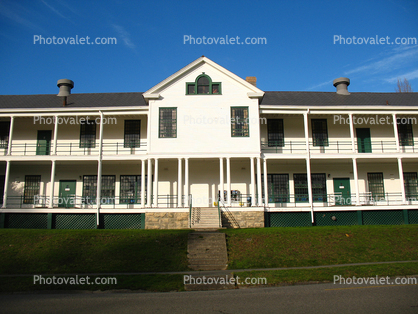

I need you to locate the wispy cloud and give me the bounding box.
[0,2,44,32]
[306,79,334,91]
[112,24,136,50]
[41,0,75,23]
[385,69,418,83]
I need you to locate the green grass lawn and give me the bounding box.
[221,225,418,269]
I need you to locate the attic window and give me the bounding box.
[186,73,221,95]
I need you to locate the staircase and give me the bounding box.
[190,207,220,229]
[187,231,228,271]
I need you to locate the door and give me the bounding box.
[59,180,76,208]
[333,178,351,206]
[36,130,51,155]
[356,128,372,153]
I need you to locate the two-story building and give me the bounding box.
[1,56,418,229]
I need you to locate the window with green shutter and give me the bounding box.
[186,73,221,95]
[267,119,284,147]
[404,172,418,200]
[312,119,329,147]
[262,174,289,203]
[80,120,96,148]
[120,175,148,204]
[159,108,177,138]
[0,121,10,149]
[398,121,414,146]
[83,175,115,204]
[294,173,326,203]
[231,107,249,137]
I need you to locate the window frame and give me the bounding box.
[367,172,385,201]
[267,119,284,147]
[79,120,96,148]
[82,175,115,204]
[231,106,249,137]
[124,120,141,148]
[159,107,177,138]
[311,119,329,147]
[0,121,10,149]
[262,173,289,203]
[404,172,418,200]
[397,121,414,146]
[186,73,222,95]
[23,175,41,204]
[120,175,148,204]
[294,173,327,203]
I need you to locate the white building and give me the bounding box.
[1,56,418,229]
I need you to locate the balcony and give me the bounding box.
[261,140,418,155]
[5,141,147,156]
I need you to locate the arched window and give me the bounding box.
[186,73,221,95]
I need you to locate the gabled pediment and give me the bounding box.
[143,56,264,99]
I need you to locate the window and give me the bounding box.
[0,121,10,149]
[294,173,326,203]
[262,174,289,203]
[83,175,115,204]
[80,120,96,148]
[367,173,385,201]
[186,73,221,95]
[159,108,177,138]
[398,121,414,146]
[124,120,141,148]
[267,119,284,147]
[24,175,41,204]
[231,107,249,137]
[312,119,328,147]
[404,172,418,200]
[120,175,147,203]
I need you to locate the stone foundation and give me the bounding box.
[145,212,189,229]
[221,211,264,228]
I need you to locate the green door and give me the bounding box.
[59,180,76,208]
[36,130,52,155]
[356,128,372,153]
[333,178,351,206]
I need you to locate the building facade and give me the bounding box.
[1,56,418,229]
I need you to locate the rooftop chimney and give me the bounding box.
[333,77,350,95]
[246,76,257,87]
[57,79,74,107]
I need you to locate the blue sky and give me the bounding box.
[0,0,417,95]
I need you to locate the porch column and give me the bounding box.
[303,112,310,154]
[250,157,256,206]
[219,158,224,203]
[393,114,400,152]
[398,158,406,204]
[352,158,360,205]
[263,158,268,206]
[349,113,356,152]
[98,111,104,157]
[7,117,14,155]
[306,158,313,210]
[184,158,189,205]
[257,157,262,206]
[53,115,59,155]
[226,157,231,206]
[141,159,146,208]
[2,161,10,208]
[147,158,152,207]
[178,158,182,207]
[154,158,159,207]
[96,160,102,227]
[49,160,56,208]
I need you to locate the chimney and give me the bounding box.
[246,76,257,87]
[57,79,74,106]
[333,77,350,95]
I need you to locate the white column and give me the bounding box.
[184,158,189,205]
[178,158,182,207]
[141,159,146,208]
[250,157,256,206]
[7,117,14,155]
[219,158,224,203]
[2,161,10,208]
[306,158,313,209]
[53,115,59,155]
[147,159,152,207]
[353,158,360,205]
[49,161,56,208]
[257,157,262,206]
[96,160,102,212]
[398,158,406,204]
[263,158,268,206]
[349,113,356,152]
[303,113,310,154]
[226,157,231,206]
[154,158,159,207]
[98,111,104,157]
[393,114,400,152]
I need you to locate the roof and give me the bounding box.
[261,91,418,107]
[0,92,147,109]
